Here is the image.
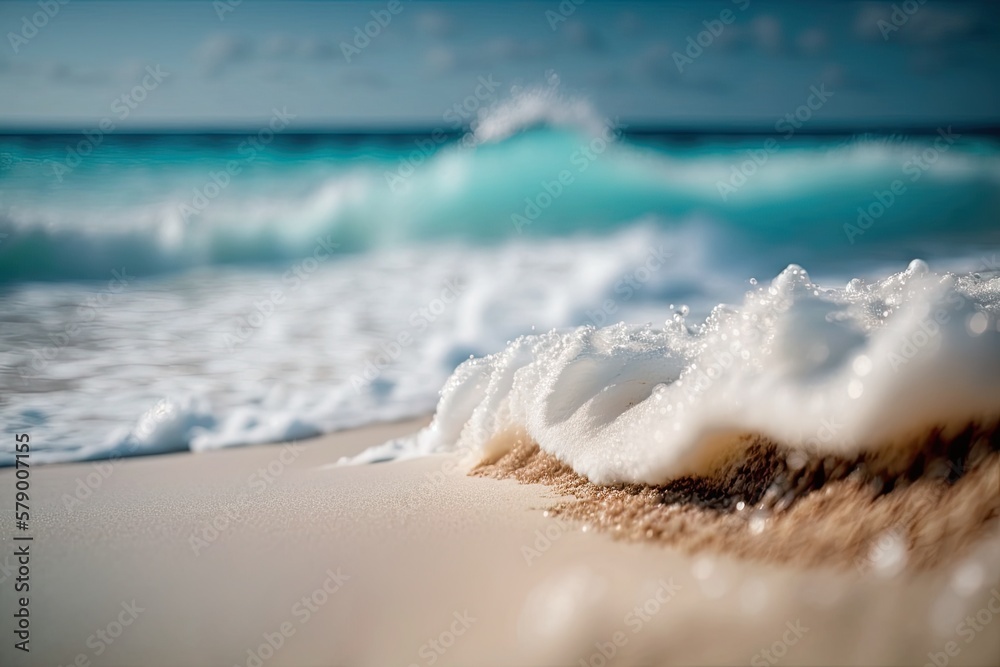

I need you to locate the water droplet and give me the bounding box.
[848,379,864,399]
[906,259,929,276]
[968,311,988,336]
[786,451,808,471]
[748,510,769,535]
[870,530,907,577]
[951,560,984,597]
[692,556,714,580]
[852,354,872,376]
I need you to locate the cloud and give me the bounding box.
[340,68,389,88]
[481,36,549,61]
[298,38,339,60]
[796,28,828,56]
[563,20,604,52]
[853,3,981,44]
[584,65,627,88]
[906,45,985,77]
[196,33,254,76]
[415,10,455,38]
[750,15,783,54]
[46,63,111,85]
[0,57,154,88]
[632,41,679,86]
[711,14,783,55]
[816,63,872,93]
[193,33,339,77]
[261,34,298,58]
[616,11,643,37]
[629,41,731,94]
[413,32,558,77]
[424,46,457,74]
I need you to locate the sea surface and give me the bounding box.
[2,102,999,465]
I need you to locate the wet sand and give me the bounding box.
[473,424,1000,571]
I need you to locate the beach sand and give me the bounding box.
[3,417,1000,667]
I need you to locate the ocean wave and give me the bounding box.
[354,260,1000,484]
[2,223,732,464]
[2,127,998,283]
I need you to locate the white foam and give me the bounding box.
[471,74,609,145]
[3,223,729,464]
[373,261,1000,484]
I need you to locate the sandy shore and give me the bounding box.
[3,417,1000,666]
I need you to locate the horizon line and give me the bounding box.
[1,122,999,138]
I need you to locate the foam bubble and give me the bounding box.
[373,262,1000,484]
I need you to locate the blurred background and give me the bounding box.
[3,0,1000,128]
[1,0,999,464]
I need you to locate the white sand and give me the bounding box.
[2,417,999,666]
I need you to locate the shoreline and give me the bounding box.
[3,416,1000,666]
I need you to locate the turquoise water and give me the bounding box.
[2,129,998,282]
[1,127,999,463]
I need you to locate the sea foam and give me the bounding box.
[365,261,1000,484]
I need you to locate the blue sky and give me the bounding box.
[1,0,998,129]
